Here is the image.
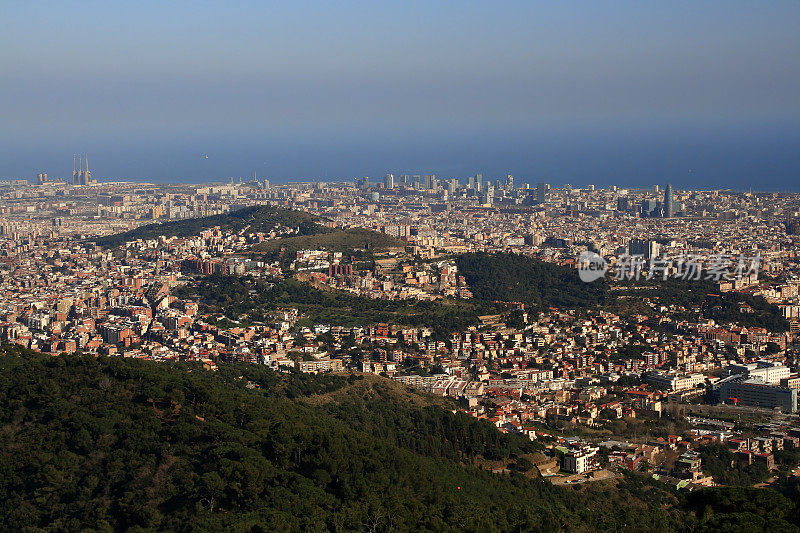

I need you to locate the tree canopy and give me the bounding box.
[0,345,759,531]
[456,252,610,309]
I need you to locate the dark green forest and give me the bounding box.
[175,275,502,339]
[251,227,405,258]
[455,252,610,309]
[612,277,788,332]
[93,206,330,248]
[702,292,789,332]
[2,346,800,531]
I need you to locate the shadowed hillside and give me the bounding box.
[94,206,330,248]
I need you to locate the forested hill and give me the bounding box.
[2,346,798,531]
[456,252,611,309]
[174,275,500,339]
[93,205,330,248]
[251,227,406,257]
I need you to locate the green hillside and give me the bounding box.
[251,227,405,257]
[456,252,611,309]
[94,206,330,248]
[610,277,788,331]
[1,346,799,531]
[174,275,500,338]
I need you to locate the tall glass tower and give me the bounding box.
[664,183,674,217]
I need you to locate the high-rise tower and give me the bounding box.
[664,183,674,217]
[535,182,549,204]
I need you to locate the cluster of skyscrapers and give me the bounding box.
[364,175,680,218]
[637,183,676,218]
[366,173,520,205]
[374,173,520,194]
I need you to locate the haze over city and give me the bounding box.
[7,2,800,531]
[2,1,799,189]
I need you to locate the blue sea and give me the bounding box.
[4,121,799,191]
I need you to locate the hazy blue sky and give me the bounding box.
[2,1,799,188]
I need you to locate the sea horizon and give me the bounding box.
[4,121,798,192]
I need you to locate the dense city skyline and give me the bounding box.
[4,3,800,529]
